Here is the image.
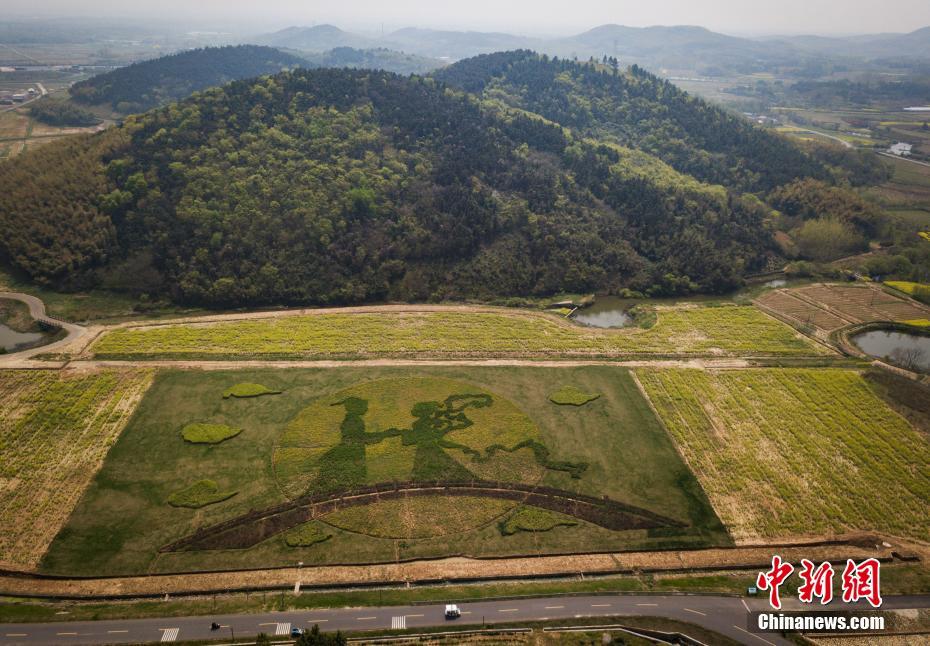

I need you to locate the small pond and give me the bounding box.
[0,322,44,352]
[853,329,930,372]
[570,296,633,328]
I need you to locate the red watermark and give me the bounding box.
[757,556,882,609]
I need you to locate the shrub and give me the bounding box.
[549,385,600,406]
[222,382,281,399]
[794,217,866,262]
[499,506,578,535]
[181,423,242,444]
[284,522,332,547]
[167,480,237,508]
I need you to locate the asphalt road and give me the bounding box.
[3,594,930,646]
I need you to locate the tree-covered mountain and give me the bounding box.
[435,51,828,193]
[69,45,305,113]
[0,60,795,306]
[255,25,378,52]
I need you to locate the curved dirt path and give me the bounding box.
[0,292,87,364]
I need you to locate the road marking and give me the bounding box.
[591,603,612,607]
[356,616,376,621]
[391,616,406,630]
[733,625,777,646]
[636,603,658,607]
[258,622,276,626]
[684,608,707,616]
[275,623,291,636]
[6,635,28,638]
[108,630,130,633]
[460,611,472,615]
[498,608,519,613]
[161,627,179,642]
[406,613,424,617]
[741,599,751,612]
[57,633,78,636]
[544,605,564,609]
[307,619,328,623]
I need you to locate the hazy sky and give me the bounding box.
[7,0,930,36]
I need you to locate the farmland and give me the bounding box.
[637,368,930,543]
[40,366,728,576]
[90,305,823,359]
[756,283,930,333]
[0,369,153,569]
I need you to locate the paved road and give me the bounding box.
[0,292,86,363]
[793,128,854,149]
[3,594,929,646]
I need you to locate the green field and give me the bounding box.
[90,305,823,359]
[40,366,728,576]
[637,368,930,543]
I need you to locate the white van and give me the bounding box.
[444,604,461,619]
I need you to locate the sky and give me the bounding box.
[6,0,930,37]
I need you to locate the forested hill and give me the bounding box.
[69,45,305,112]
[434,51,828,193]
[0,65,781,306]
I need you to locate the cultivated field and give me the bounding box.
[757,283,930,333]
[40,366,728,576]
[90,305,823,359]
[637,368,930,543]
[0,369,153,569]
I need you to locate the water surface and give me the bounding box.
[853,329,930,372]
[571,296,633,328]
[0,323,44,352]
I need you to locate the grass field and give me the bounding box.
[90,305,823,359]
[637,368,930,543]
[0,369,153,569]
[40,366,728,576]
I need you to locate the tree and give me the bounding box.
[255,633,271,646]
[296,624,346,645]
[795,218,866,262]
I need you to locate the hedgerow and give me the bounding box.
[549,386,601,406]
[181,423,242,444]
[283,522,331,548]
[499,506,578,535]
[167,480,237,508]
[222,383,281,399]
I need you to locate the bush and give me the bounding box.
[222,383,281,399]
[284,522,331,547]
[181,423,242,444]
[549,385,601,406]
[167,480,237,508]
[499,506,578,535]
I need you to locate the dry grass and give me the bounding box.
[0,369,153,569]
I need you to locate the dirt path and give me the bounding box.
[0,536,909,599]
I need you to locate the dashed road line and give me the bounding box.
[108,629,130,633]
[733,625,777,645]
[391,616,406,630]
[741,598,751,612]
[6,634,28,638]
[591,603,612,607]
[57,632,78,636]
[545,605,564,609]
[406,613,424,618]
[274,622,291,636]
[498,608,519,613]
[307,619,328,623]
[161,627,179,642]
[636,603,659,607]
[684,608,707,616]
[356,616,377,621]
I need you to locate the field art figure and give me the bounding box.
[316,392,587,490]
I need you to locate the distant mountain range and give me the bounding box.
[255,23,930,72]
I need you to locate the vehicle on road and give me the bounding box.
[445,604,461,619]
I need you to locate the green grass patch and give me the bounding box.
[167,480,237,508]
[181,423,242,444]
[41,366,727,577]
[283,522,331,548]
[548,385,601,406]
[222,383,281,399]
[91,305,824,359]
[499,506,578,535]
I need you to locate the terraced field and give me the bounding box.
[0,369,153,569]
[91,305,823,359]
[637,368,930,543]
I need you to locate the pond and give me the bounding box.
[0,322,44,352]
[570,296,633,328]
[853,329,930,372]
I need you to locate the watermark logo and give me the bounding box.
[756,556,882,610]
